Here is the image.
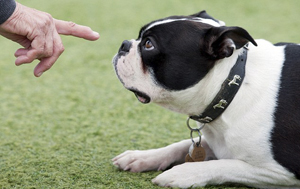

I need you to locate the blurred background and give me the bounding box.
[0,0,299,188]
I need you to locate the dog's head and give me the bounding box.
[113,10,256,113]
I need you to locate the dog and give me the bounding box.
[112,10,300,188]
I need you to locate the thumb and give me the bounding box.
[54,19,99,41]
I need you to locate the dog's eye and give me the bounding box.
[144,39,154,50]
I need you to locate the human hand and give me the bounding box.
[0,2,100,77]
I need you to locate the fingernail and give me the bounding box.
[93,31,100,37]
[37,72,43,77]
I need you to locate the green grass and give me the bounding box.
[0,0,299,188]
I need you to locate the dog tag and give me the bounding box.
[185,118,206,162]
[186,143,206,162]
[191,144,206,161]
[185,153,194,162]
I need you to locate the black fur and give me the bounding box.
[137,12,256,90]
[272,43,300,179]
[139,21,214,90]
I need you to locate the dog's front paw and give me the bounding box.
[112,149,173,172]
[152,162,209,188]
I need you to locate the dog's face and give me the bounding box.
[113,11,255,110]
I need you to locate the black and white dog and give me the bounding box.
[112,11,300,188]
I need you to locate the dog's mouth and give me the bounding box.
[128,89,151,104]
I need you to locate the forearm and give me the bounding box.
[0,0,16,25]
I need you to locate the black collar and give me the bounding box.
[189,45,249,124]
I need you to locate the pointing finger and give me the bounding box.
[54,19,100,41]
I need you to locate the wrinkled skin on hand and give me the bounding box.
[0,2,99,77]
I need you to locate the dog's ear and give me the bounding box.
[204,26,257,59]
[190,10,214,20]
[190,10,225,26]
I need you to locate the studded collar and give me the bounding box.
[189,45,249,124]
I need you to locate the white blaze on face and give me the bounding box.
[139,17,224,39]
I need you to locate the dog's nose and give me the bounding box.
[118,40,132,55]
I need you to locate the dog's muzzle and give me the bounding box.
[113,40,151,104]
[118,40,132,56]
[113,40,132,65]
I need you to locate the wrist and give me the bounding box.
[0,0,17,25]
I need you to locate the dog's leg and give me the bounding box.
[112,136,216,172]
[112,139,191,172]
[152,159,299,188]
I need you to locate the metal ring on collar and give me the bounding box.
[190,129,202,146]
[186,117,205,132]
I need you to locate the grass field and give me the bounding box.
[0,0,299,188]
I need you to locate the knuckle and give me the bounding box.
[44,13,54,23]
[60,45,65,53]
[57,44,65,54]
[37,13,54,29]
[45,12,52,19]
[43,62,53,70]
[67,21,77,28]
[32,49,45,60]
[45,50,53,57]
